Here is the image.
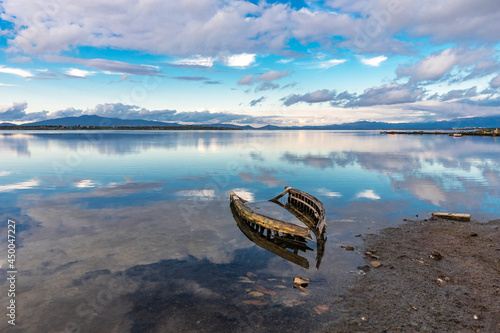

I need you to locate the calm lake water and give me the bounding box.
[1,130,499,332]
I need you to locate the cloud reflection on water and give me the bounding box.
[1,130,500,331]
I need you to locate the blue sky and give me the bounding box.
[0,0,499,126]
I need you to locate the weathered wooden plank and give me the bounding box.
[431,212,471,222]
[269,186,292,202]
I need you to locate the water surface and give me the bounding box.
[1,130,499,332]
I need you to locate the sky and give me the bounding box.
[0,0,499,126]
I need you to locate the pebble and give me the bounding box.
[429,251,443,260]
[341,245,355,251]
[370,261,382,268]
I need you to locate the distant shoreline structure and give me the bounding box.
[380,129,500,137]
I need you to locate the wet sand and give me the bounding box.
[326,217,500,332]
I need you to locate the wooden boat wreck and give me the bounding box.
[230,203,313,269]
[229,186,327,268]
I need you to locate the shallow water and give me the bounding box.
[1,130,499,332]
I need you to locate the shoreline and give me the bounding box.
[326,217,500,332]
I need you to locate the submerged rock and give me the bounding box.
[293,276,309,288]
[429,251,443,260]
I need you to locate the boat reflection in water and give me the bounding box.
[229,187,327,269]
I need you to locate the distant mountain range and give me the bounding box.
[2,114,500,130]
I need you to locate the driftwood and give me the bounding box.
[432,212,471,222]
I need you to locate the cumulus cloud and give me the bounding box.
[2,0,500,59]
[282,83,424,107]
[329,0,500,47]
[1,1,362,56]
[0,101,48,121]
[45,103,264,124]
[223,54,256,68]
[438,87,478,101]
[491,74,500,88]
[358,83,425,106]
[1,101,271,124]
[397,47,496,84]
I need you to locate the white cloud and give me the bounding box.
[66,68,96,78]
[1,1,361,56]
[75,179,98,188]
[0,171,12,177]
[317,188,342,197]
[356,190,380,200]
[176,56,214,67]
[232,188,254,202]
[0,65,33,78]
[0,179,39,192]
[177,189,215,200]
[312,59,347,69]
[2,0,500,58]
[360,55,387,67]
[224,53,256,68]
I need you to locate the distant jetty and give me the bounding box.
[380,128,499,137]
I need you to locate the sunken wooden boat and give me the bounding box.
[230,203,312,269]
[230,191,311,240]
[229,187,327,241]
